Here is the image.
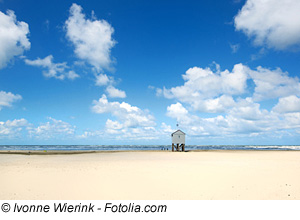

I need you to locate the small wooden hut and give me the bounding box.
[171,130,185,152]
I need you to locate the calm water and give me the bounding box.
[0,145,300,151]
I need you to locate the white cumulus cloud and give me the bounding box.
[94,74,126,98]
[165,101,284,138]
[92,94,155,128]
[65,3,116,72]
[234,0,300,50]
[249,66,300,101]
[0,91,22,110]
[28,117,75,139]
[162,63,248,112]
[25,55,79,80]
[162,63,300,113]
[91,95,160,140]
[273,96,300,113]
[162,62,300,139]
[166,102,188,118]
[164,63,248,101]
[0,9,30,69]
[0,118,29,138]
[106,85,126,98]
[95,73,111,86]
[192,95,236,113]
[228,97,268,121]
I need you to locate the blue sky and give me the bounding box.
[1,0,300,145]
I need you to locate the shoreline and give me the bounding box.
[0,149,299,155]
[0,150,172,155]
[1,145,300,153]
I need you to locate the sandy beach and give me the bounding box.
[1,150,300,200]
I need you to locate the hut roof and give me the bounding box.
[171,129,185,136]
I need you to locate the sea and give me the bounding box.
[0,145,300,151]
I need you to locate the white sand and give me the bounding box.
[1,151,300,200]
